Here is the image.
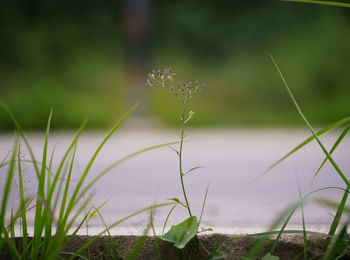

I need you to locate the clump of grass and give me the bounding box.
[241,55,350,259]
[0,102,176,259]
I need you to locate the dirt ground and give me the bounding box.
[63,233,338,259]
[2,233,346,260]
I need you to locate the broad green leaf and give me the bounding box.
[160,216,199,249]
[262,253,280,260]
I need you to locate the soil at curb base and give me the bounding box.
[0,234,346,260]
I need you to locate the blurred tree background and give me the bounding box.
[0,0,349,130]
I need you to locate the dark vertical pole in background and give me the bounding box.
[121,0,152,123]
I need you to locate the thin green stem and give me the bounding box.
[179,99,192,217]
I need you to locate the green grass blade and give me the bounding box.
[127,223,151,260]
[335,249,350,260]
[270,204,297,254]
[281,0,350,8]
[0,100,40,176]
[63,104,138,229]
[324,221,349,260]
[245,186,345,258]
[0,135,18,251]
[270,55,350,189]
[0,225,21,259]
[297,181,308,260]
[199,184,209,225]
[94,207,120,260]
[58,143,78,222]
[63,211,90,247]
[69,202,174,260]
[150,209,162,260]
[17,144,28,259]
[269,187,343,254]
[42,146,57,258]
[313,123,350,179]
[32,109,52,259]
[59,251,89,260]
[162,204,177,235]
[47,119,88,210]
[255,117,350,181]
[326,188,349,249]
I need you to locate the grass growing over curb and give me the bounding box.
[237,55,350,259]
[0,102,177,259]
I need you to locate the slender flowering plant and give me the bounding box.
[146,67,211,252]
[146,68,206,105]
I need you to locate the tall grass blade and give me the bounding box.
[245,186,345,258]
[63,104,138,229]
[297,179,308,260]
[69,202,174,260]
[63,211,90,247]
[335,249,350,260]
[150,209,162,260]
[281,0,350,8]
[1,226,21,259]
[17,144,29,259]
[313,123,350,179]
[255,117,350,181]
[325,188,349,248]
[58,143,78,222]
[0,135,18,251]
[93,206,120,260]
[270,55,350,189]
[127,223,151,260]
[42,147,57,258]
[162,204,177,235]
[0,100,40,176]
[324,221,349,260]
[32,109,52,259]
[47,119,88,210]
[199,184,209,225]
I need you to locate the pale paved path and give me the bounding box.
[1,126,349,234]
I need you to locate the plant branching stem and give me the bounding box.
[179,100,192,217]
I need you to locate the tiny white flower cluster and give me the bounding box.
[146,67,175,87]
[146,67,206,102]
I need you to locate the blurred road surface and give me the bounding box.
[1,126,349,234]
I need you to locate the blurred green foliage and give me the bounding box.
[0,0,349,130]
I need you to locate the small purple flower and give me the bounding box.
[164,68,167,73]
[170,84,173,89]
[185,84,189,88]
[168,67,172,72]
[157,70,161,75]
[181,86,184,91]
[148,73,152,78]
[146,78,150,85]
[172,73,176,76]
[202,83,206,88]
[195,80,199,84]
[178,81,181,86]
